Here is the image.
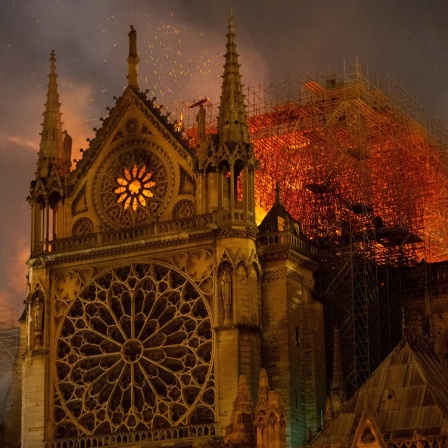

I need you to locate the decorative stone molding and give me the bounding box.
[72,217,94,236]
[172,200,195,220]
[125,118,139,133]
[29,229,215,267]
[286,269,315,290]
[262,268,286,281]
[216,226,258,240]
[44,424,218,448]
[258,250,289,263]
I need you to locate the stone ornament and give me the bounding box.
[93,144,173,229]
[53,261,214,438]
[125,118,139,133]
[33,299,43,333]
[72,217,94,235]
[30,286,45,348]
[172,199,195,219]
[221,270,232,324]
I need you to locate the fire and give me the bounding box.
[186,71,448,265]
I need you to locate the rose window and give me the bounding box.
[114,165,156,211]
[53,262,214,438]
[95,146,172,228]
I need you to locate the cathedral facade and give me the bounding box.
[21,16,325,448]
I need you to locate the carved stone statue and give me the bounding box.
[34,298,43,334]
[128,25,137,57]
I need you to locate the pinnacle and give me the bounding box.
[217,13,249,145]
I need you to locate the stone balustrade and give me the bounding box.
[33,214,215,255]
[44,423,217,448]
[33,210,258,257]
[258,231,318,257]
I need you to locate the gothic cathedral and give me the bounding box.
[22,16,325,448]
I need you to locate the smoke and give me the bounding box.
[58,78,96,161]
[0,367,12,423]
[1,1,448,306]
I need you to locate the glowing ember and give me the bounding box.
[185,71,448,264]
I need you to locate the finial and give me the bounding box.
[275,181,282,204]
[228,10,234,32]
[127,25,139,88]
[49,50,57,79]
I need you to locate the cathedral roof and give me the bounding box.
[311,339,448,446]
[69,27,194,189]
[258,182,298,233]
[70,86,192,184]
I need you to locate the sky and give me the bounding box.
[1,0,448,315]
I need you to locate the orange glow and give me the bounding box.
[114,165,156,211]
[187,72,448,264]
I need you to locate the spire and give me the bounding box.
[217,12,249,144]
[127,25,139,88]
[38,50,64,178]
[275,181,282,204]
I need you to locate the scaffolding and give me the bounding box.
[182,67,448,394]
[0,300,20,378]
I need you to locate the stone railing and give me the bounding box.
[44,423,217,448]
[33,214,215,255]
[257,230,318,257]
[217,209,254,223]
[388,436,447,448]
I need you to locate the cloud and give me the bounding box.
[58,78,96,159]
[0,135,39,151]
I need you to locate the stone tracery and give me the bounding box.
[72,217,94,235]
[95,146,172,228]
[53,261,214,438]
